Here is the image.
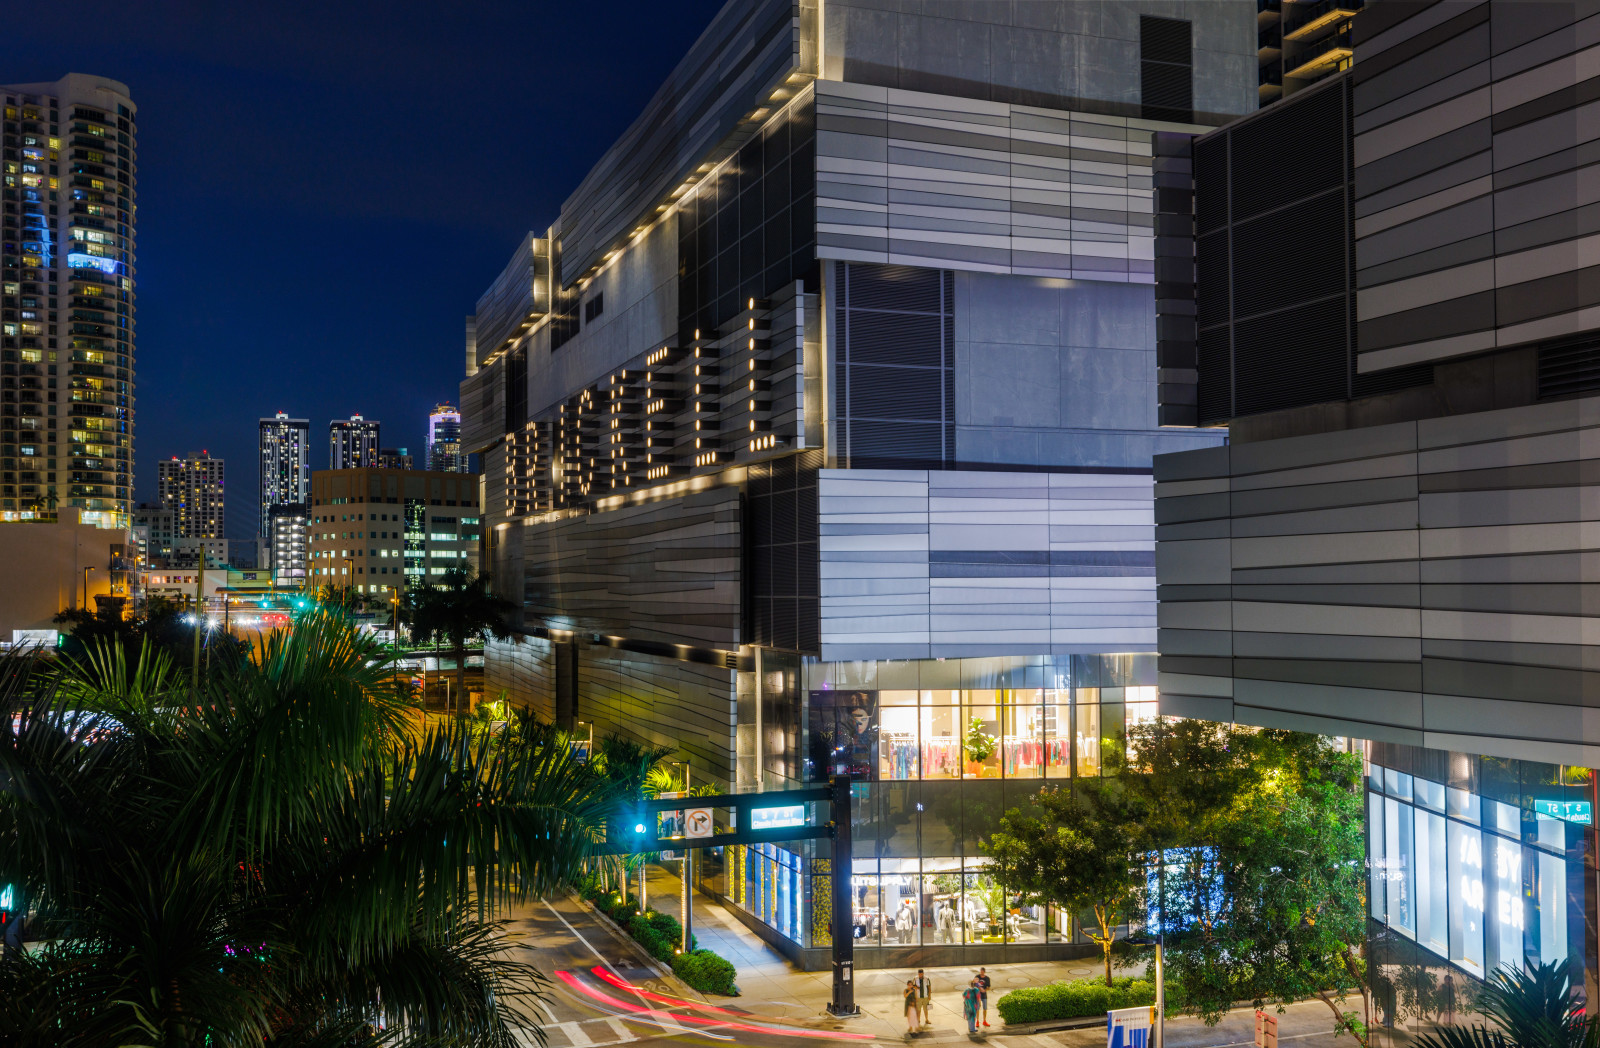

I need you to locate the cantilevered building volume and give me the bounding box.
[1,74,136,528]
[463,0,1255,968]
[1156,0,1600,1028]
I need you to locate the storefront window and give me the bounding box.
[964,869,1005,944]
[881,861,921,945]
[1044,688,1071,778]
[1485,834,1524,975]
[964,693,1001,779]
[1537,850,1568,967]
[1077,694,1101,777]
[1447,818,1486,975]
[1415,808,1448,955]
[922,699,960,779]
[924,862,964,945]
[880,697,919,780]
[850,871,886,945]
[1002,689,1045,778]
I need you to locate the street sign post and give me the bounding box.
[595,779,854,1015]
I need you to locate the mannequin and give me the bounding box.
[936,900,958,944]
[895,901,916,944]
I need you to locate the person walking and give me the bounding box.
[975,967,992,1027]
[962,978,982,1034]
[904,979,920,1034]
[915,968,933,1026]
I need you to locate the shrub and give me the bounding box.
[995,977,1155,1025]
[582,892,736,993]
[672,949,738,996]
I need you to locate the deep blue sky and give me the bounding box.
[3,0,721,537]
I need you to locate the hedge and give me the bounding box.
[580,884,740,995]
[996,977,1156,1025]
[671,949,738,996]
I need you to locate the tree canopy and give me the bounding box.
[0,612,617,1046]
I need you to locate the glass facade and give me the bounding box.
[1365,743,1595,1046]
[722,653,1155,961]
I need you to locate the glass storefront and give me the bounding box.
[804,655,1157,784]
[723,653,1155,962]
[1367,749,1589,984]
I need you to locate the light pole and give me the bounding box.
[81,566,94,612]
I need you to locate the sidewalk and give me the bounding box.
[627,864,1358,1048]
[634,863,1123,1040]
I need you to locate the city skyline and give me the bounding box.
[0,1,722,530]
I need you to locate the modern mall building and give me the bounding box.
[1,74,136,529]
[462,0,1255,967]
[1156,0,1600,1029]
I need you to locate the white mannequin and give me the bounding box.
[936,901,958,943]
[895,901,916,944]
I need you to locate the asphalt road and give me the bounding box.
[501,894,883,1048]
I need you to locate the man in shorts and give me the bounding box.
[915,968,933,1025]
[975,967,992,1027]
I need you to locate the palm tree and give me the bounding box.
[403,567,515,710]
[1414,960,1588,1048]
[0,611,618,1046]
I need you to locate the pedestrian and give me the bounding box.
[904,978,920,1034]
[975,966,992,1027]
[915,968,933,1025]
[962,978,982,1034]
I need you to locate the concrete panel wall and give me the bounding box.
[1155,395,1600,767]
[819,467,1157,660]
[950,271,1226,468]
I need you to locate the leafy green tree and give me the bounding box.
[403,567,515,707]
[1127,724,1370,1039]
[0,612,617,1046]
[1414,960,1585,1048]
[988,779,1148,985]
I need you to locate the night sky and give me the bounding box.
[2,0,721,537]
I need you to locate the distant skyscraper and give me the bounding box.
[258,412,309,537]
[157,452,224,539]
[268,502,308,588]
[427,404,464,472]
[378,447,413,470]
[329,415,380,470]
[0,75,137,528]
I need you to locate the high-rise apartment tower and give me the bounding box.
[258,412,309,537]
[329,414,379,470]
[426,404,462,472]
[156,452,223,539]
[1,74,136,528]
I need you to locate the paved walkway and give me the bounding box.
[615,864,1358,1048]
[631,864,1126,1039]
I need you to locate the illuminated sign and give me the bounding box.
[749,804,806,831]
[1533,799,1592,824]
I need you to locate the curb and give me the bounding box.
[1002,1015,1108,1035]
[571,894,711,1004]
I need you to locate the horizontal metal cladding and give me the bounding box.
[520,482,742,651]
[481,633,737,787]
[813,78,1203,282]
[1154,395,1600,767]
[1351,1,1600,373]
[474,234,548,368]
[818,467,1156,662]
[556,0,805,286]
